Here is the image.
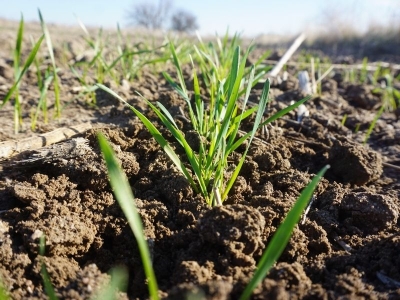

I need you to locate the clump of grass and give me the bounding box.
[98,41,308,206]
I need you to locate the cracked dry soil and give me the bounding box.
[0,23,400,300]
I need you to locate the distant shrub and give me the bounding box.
[126,0,172,30]
[171,9,199,33]
[126,0,199,33]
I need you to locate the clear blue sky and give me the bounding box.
[0,0,399,36]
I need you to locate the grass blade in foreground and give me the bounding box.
[0,278,9,300]
[39,235,58,300]
[240,165,330,300]
[98,133,159,300]
[93,266,128,300]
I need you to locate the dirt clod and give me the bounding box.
[329,139,383,185]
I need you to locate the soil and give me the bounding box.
[1,20,400,299]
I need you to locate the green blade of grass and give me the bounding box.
[30,35,43,89]
[162,72,190,101]
[239,165,330,300]
[205,47,245,169]
[1,35,44,108]
[227,65,256,146]
[38,9,61,118]
[98,133,159,300]
[260,96,311,126]
[14,14,24,76]
[222,79,269,201]
[191,62,203,132]
[0,279,8,300]
[226,46,240,95]
[169,41,187,96]
[39,235,58,300]
[363,104,385,144]
[31,73,54,130]
[156,101,179,129]
[231,95,311,152]
[92,266,128,300]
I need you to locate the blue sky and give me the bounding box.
[1,0,399,36]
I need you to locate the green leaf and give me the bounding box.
[222,79,270,200]
[169,41,187,96]
[98,133,159,300]
[1,35,44,108]
[92,266,128,300]
[39,235,58,300]
[14,14,24,76]
[38,9,61,118]
[240,165,330,300]
[260,95,311,126]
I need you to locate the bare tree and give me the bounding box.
[171,9,199,33]
[127,0,173,29]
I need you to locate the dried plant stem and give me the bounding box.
[0,123,92,159]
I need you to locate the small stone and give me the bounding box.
[30,229,43,241]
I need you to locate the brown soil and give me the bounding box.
[0,21,400,299]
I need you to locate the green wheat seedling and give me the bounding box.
[9,15,24,133]
[11,15,24,133]
[69,66,99,104]
[364,73,400,144]
[31,68,54,130]
[163,42,308,204]
[374,73,400,112]
[38,10,62,119]
[359,57,369,84]
[0,275,9,300]
[370,64,380,85]
[76,19,106,82]
[240,165,330,299]
[30,35,48,128]
[98,45,266,206]
[93,266,128,300]
[39,235,58,300]
[98,133,159,300]
[1,14,44,134]
[97,41,308,206]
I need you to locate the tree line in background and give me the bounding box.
[126,0,198,33]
